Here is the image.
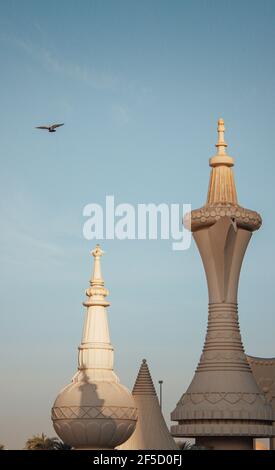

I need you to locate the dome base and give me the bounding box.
[52,380,137,449]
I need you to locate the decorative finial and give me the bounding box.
[216,118,227,156]
[84,244,109,307]
[91,244,104,258]
[209,118,234,169]
[91,244,104,285]
[142,359,147,364]
[190,118,262,231]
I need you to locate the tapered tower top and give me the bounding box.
[214,118,230,156]
[84,244,109,308]
[207,118,237,205]
[189,119,262,232]
[91,244,104,281]
[132,359,157,396]
[118,359,177,450]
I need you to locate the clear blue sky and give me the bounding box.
[0,0,274,449]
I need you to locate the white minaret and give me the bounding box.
[52,245,137,449]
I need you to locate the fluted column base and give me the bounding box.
[197,303,249,373]
[171,302,273,438]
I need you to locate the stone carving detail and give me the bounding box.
[190,204,262,232]
[248,358,275,367]
[201,351,247,361]
[209,311,238,320]
[247,355,275,404]
[180,392,260,406]
[52,405,138,421]
[206,331,241,340]
[172,421,272,437]
[258,378,275,396]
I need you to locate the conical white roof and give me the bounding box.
[118,359,177,450]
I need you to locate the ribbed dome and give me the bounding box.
[132,359,156,396]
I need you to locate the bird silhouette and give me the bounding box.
[36,123,64,133]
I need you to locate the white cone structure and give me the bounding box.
[119,359,177,450]
[171,120,273,450]
[51,245,137,449]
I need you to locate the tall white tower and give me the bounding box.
[52,245,137,449]
[171,119,273,449]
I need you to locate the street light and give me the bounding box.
[158,380,163,411]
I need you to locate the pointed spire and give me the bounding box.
[91,244,104,284]
[216,118,227,156]
[207,118,238,204]
[132,359,157,396]
[80,245,113,374]
[209,118,234,167]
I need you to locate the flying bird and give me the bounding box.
[36,123,64,133]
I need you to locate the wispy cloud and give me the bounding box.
[0,188,66,273]
[1,33,117,90]
[112,104,130,126]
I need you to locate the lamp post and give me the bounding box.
[158,380,163,411]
